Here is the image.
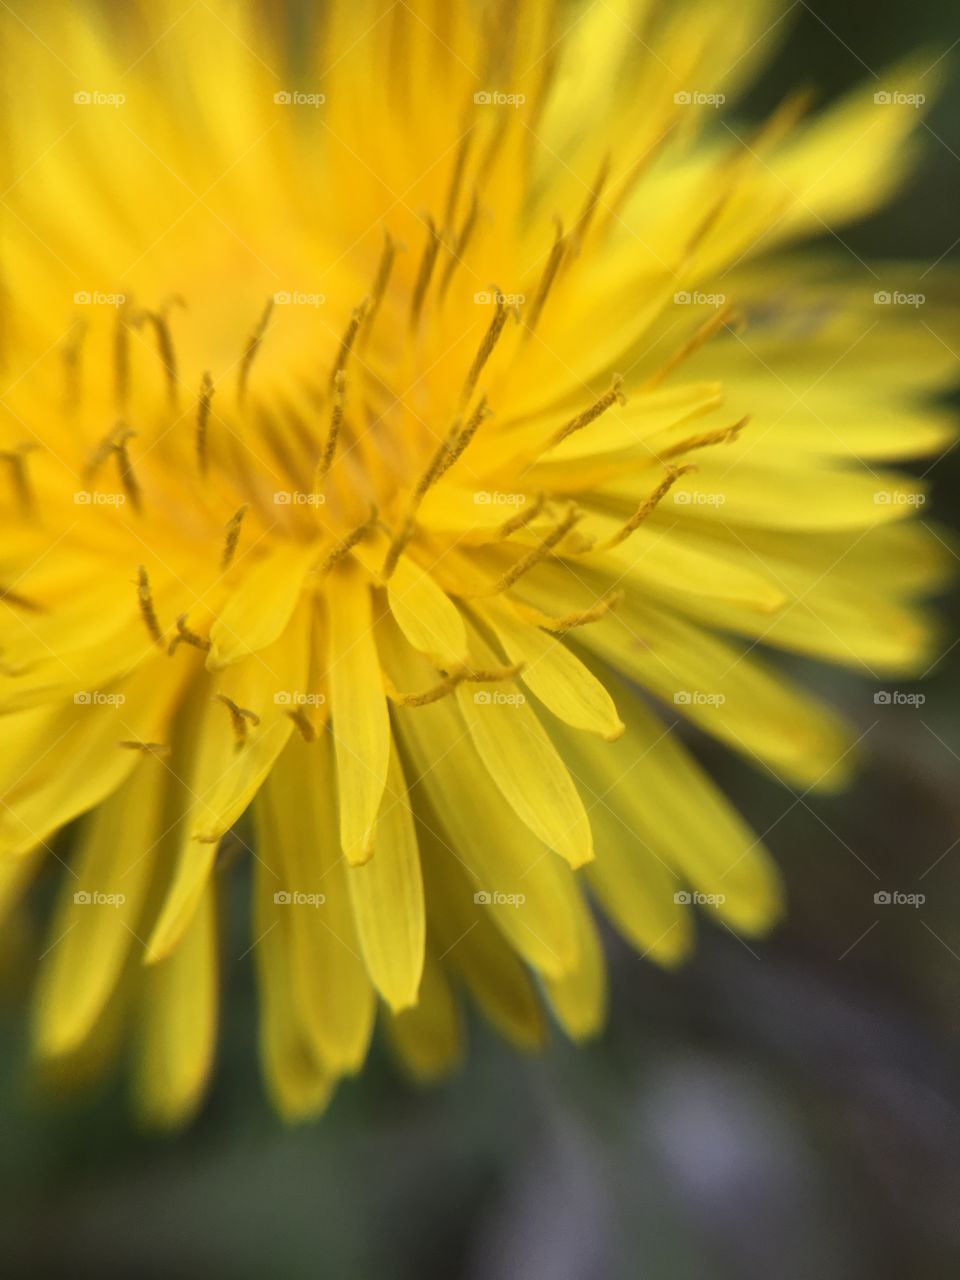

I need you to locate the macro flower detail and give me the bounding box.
[0,1,952,1124]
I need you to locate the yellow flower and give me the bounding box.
[0,0,952,1124]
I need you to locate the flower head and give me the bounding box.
[0,0,952,1123]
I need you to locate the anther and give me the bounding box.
[214,693,260,750]
[287,707,316,742]
[571,155,611,254]
[114,301,131,409]
[118,740,170,757]
[167,613,211,656]
[409,214,442,329]
[497,490,545,538]
[316,369,345,485]
[330,299,368,388]
[524,219,567,334]
[513,590,625,633]
[658,416,748,462]
[112,425,142,513]
[386,661,524,707]
[135,297,183,404]
[550,375,625,448]
[61,320,86,412]
[483,506,581,595]
[221,505,248,571]
[238,298,274,403]
[461,296,510,406]
[590,466,696,552]
[0,583,42,612]
[196,372,215,476]
[642,305,737,391]
[136,565,164,646]
[319,508,378,576]
[444,126,475,230]
[362,231,400,348]
[1,443,38,517]
[439,190,479,301]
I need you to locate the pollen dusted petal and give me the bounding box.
[327,568,391,866]
[346,745,425,1012]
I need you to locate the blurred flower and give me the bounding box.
[0,0,951,1124]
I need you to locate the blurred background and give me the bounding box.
[2,1,959,1276]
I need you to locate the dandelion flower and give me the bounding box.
[0,0,952,1123]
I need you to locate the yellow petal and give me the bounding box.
[387,952,463,1082]
[327,567,390,865]
[346,743,425,1011]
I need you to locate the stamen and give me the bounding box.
[238,298,274,403]
[461,296,510,406]
[167,613,211,656]
[135,297,183,404]
[385,661,524,707]
[439,190,479,301]
[642,304,737,390]
[658,416,748,462]
[61,320,86,412]
[221,505,248,571]
[524,219,567,334]
[511,590,624,633]
[550,374,625,447]
[315,369,345,485]
[136,565,164,646]
[590,465,696,552]
[496,490,545,538]
[196,372,215,477]
[330,299,368,388]
[444,126,475,229]
[362,231,400,347]
[214,693,260,750]
[118,740,170,757]
[318,508,378,576]
[114,301,131,409]
[381,399,491,580]
[287,707,316,742]
[434,396,491,481]
[571,155,611,254]
[482,506,581,595]
[1,443,38,517]
[0,584,42,612]
[409,214,441,329]
[112,425,142,513]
